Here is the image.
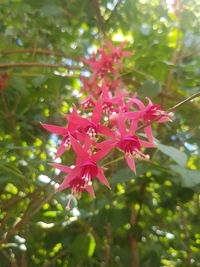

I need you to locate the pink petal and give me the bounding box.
[146,97,153,107]
[40,123,67,135]
[95,139,115,149]
[157,117,172,122]
[118,112,126,137]
[128,97,145,110]
[70,135,89,159]
[128,120,138,135]
[49,163,72,173]
[124,111,142,120]
[122,51,133,57]
[105,40,115,52]
[63,106,78,120]
[91,146,113,162]
[125,156,136,174]
[56,166,80,191]
[56,177,70,192]
[98,124,114,138]
[96,167,110,188]
[92,97,102,124]
[55,142,68,159]
[83,135,92,151]
[139,140,156,148]
[86,186,95,198]
[144,125,153,143]
[102,79,110,100]
[68,114,89,128]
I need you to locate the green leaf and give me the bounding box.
[111,167,136,185]
[32,75,48,87]
[111,164,149,185]
[9,77,27,94]
[139,80,162,98]
[157,144,187,167]
[70,234,96,259]
[170,165,200,188]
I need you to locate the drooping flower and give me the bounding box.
[41,108,78,158]
[67,97,114,139]
[80,96,95,110]
[51,135,112,199]
[49,163,95,210]
[80,76,101,98]
[124,97,173,142]
[101,78,127,114]
[105,40,133,67]
[82,41,133,79]
[96,113,155,173]
[68,135,111,187]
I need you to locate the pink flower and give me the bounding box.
[96,113,155,173]
[80,96,95,110]
[49,136,112,209]
[124,97,172,142]
[41,108,78,158]
[105,40,133,67]
[82,41,133,79]
[67,97,114,139]
[80,76,101,98]
[101,78,127,114]
[50,135,112,192]
[49,163,95,210]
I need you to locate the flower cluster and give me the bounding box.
[41,41,173,209]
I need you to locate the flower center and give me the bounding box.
[63,134,71,147]
[119,136,149,160]
[81,161,98,186]
[84,122,98,138]
[103,101,114,114]
[80,97,94,109]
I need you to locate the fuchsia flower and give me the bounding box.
[41,42,173,208]
[41,123,74,159]
[80,96,95,110]
[124,97,173,142]
[96,113,155,173]
[82,41,132,79]
[50,136,112,208]
[41,108,78,158]
[105,40,133,67]
[101,78,127,114]
[49,163,95,209]
[80,76,101,98]
[67,97,114,139]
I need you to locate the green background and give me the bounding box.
[0,0,200,266]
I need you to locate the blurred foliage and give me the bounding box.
[0,0,200,266]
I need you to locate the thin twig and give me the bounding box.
[167,92,200,112]
[0,62,84,70]
[0,49,78,60]
[136,92,200,132]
